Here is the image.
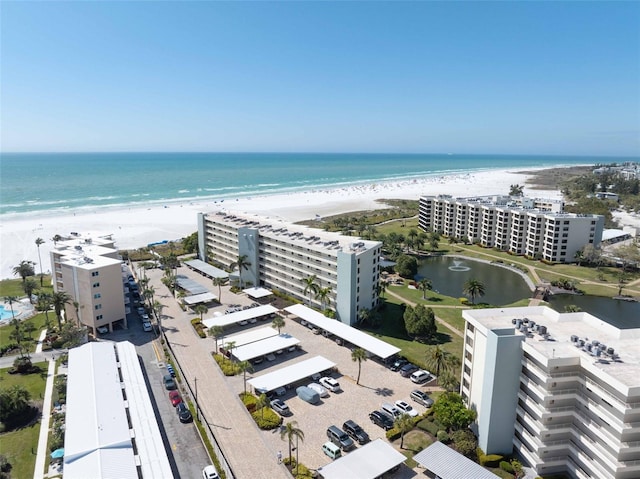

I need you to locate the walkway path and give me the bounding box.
[35,329,47,354]
[385,289,464,338]
[33,359,56,479]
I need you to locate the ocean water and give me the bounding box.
[0,152,632,217]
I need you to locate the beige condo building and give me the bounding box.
[50,233,126,334]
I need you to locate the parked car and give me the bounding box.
[410,369,433,384]
[202,465,220,479]
[399,363,419,377]
[342,420,370,445]
[390,357,408,372]
[369,410,394,430]
[381,402,402,419]
[163,374,177,390]
[176,402,192,423]
[137,307,146,315]
[141,313,150,321]
[410,389,434,407]
[270,399,291,416]
[142,321,153,332]
[96,326,109,334]
[319,377,341,392]
[327,425,355,451]
[296,386,320,404]
[169,390,182,407]
[395,400,418,417]
[307,382,329,398]
[166,364,175,377]
[322,441,342,460]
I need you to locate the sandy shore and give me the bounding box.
[1,168,562,280]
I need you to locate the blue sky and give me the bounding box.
[2,1,639,155]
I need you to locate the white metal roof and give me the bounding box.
[64,342,138,479]
[232,334,300,361]
[284,304,400,359]
[116,342,173,478]
[317,439,406,479]
[243,286,273,298]
[247,356,335,393]
[202,305,279,329]
[184,259,229,279]
[217,326,279,349]
[176,275,209,295]
[413,441,500,479]
[63,342,172,479]
[183,292,217,305]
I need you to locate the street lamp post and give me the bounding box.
[194,376,199,421]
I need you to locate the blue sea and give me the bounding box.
[1,152,635,217]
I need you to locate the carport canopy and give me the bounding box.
[202,305,279,329]
[247,355,335,394]
[316,439,406,479]
[284,304,400,359]
[184,259,229,279]
[243,286,273,299]
[217,326,279,350]
[183,292,217,305]
[412,441,500,479]
[176,275,209,295]
[232,334,300,362]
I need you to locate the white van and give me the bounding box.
[381,402,402,418]
[322,441,342,460]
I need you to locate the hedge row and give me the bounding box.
[417,416,445,437]
[476,448,504,467]
[385,415,425,440]
[191,318,207,338]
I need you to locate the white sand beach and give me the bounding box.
[1,168,562,280]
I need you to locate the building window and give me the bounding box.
[96,314,103,320]
[92,282,100,288]
[94,293,101,299]
[91,271,99,277]
[95,304,102,310]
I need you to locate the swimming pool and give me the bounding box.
[0,305,17,321]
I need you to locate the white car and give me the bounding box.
[319,377,341,393]
[96,326,109,334]
[202,465,220,479]
[410,369,433,384]
[142,321,152,332]
[395,400,418,417]
[307,382,329,398]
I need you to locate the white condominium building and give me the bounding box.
[50,233,126,334]
[419,195,603,263]
[197,211,382,325]
[461,306,640,479]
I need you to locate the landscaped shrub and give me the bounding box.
[480,453,504,467]
[459,297,469,305]
[213,354,238,375]
[251,408,281,430]
[190,318,206,338]
[500,461,514,473]
[417,417,443,436]
[437,430,449,443]
[240,392,257,412]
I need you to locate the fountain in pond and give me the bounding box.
[448,260,471,272]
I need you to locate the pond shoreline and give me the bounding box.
[446,254,536,291]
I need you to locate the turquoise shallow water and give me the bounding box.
[1,152,634,217]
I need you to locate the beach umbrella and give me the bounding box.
[50,448,64,459]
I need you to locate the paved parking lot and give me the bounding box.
[151,263,436,477]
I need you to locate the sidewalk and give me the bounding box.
[33,359,56,479]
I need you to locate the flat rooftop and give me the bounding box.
[463,306,640,390]
[204,211,381,254]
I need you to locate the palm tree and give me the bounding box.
[357,308,371,326]
[143,285,155,308]
[13,260,35,284]
[72,300,81,326]
[230,255,251,289]
[209,325,224,353]
[161,273,177,295]
[194,304,209,322]
[425,345,454,386]
[256,393,270,419]
[36,292,52,329]
[212,277,228,302]
[378,280,387,299]
[226,340,236,362]
[302,275,319,306]
[272,316,285,334]
[237,360,254,394]
[315,286,332,310]
[280,420,305,469]
[35,237,45,287]
[394,413,414,449]
[153,300,165,322]
[22,278,38,304]
[351,348,367,385]
[463,278,486,305]
[51,234,62,245]
[418,278,432,300]
[4,296,17,321]
[51,291,72,330]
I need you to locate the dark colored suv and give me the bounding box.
[343,420,370,445]
[399,363,419,377]
[369,410,394,430]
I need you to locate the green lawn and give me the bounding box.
[0,276,54,298]
[0,361,49,479]
[0,312,49,353]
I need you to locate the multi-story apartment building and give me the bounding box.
[197,211,382,326]
[419,195,603,263]
[461,306,640,479]
[50,233,126,334]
